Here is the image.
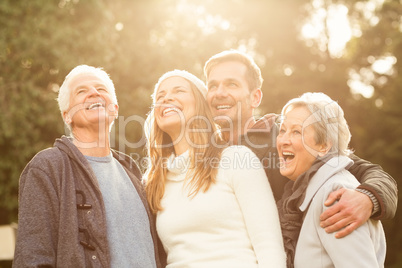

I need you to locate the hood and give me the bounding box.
[54,136,85,161]
[299,155,354,212]
[54,135,141,181]
[53,136,96,176]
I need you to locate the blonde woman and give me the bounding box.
[144,70,286,268]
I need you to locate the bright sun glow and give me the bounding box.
[301,0,384,58]
[347,69,375,98]
[371,56,397,75]
[347,55,397,98]
[301,1,352,58]
[302,0,396,99]
[326,5,352,58]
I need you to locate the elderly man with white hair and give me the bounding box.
[13,65,164,268]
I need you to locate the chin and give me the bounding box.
[214,118,232,129]
[160,122,183,135]
[280,169,295,181]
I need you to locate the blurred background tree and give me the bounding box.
[0,0,400,266]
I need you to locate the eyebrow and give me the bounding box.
[281,121,303,128]
[74,83,107,92]
[226,78,240,83]
[155,89,166,96]
[208,77,239,83]
[157,86,189,94]
[172,85,189,90]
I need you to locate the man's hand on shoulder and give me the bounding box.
[319,188,373,238]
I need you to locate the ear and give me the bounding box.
[250,88,263,108]
[63,111,72,125]
[318,142,332,157]
[112,104,119,119]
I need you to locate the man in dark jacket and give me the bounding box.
[204,50,398,239]
[13,65,164,267]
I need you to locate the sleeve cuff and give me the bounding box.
[355,188,380,216]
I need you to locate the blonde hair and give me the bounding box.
[145,72,224,213]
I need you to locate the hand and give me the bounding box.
[319,188,373,238]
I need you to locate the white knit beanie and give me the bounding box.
[153,69,207,100]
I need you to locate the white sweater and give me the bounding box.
[156,146,286,268]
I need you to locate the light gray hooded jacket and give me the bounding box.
[294,156,386,268]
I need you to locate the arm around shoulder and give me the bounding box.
[348,154,398,219]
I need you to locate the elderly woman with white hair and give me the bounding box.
[276,92,386,268]
[14,65,163,267]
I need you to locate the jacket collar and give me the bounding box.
[55,135,88,164]
[247,113,278,133]
[299,155,354,212]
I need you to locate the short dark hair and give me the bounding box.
[204,50,263,91]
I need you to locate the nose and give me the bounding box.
[161,91,175,103]
[154,92,174,110]
[215,84,228,98]
[277,130,291,147]
[88,87,101,96]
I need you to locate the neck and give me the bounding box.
[165,128,190,156]
[220,117,256,145]
[72,127,111,157]
[173,140,189,156]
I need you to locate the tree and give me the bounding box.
[344,0,402,265]
[0,0,400,265]
[0,0,115,223]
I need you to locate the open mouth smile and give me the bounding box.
[216,105,233,110]
[162,107,181,117]
[282,151,295,162]
[86,102,104,110]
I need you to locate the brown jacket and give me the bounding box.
[13,136,165,267]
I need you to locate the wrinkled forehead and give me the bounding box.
[282,105,316,127]
[68,73,108,91]
[207,61,248,82]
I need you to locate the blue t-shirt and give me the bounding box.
[86,153,156,268]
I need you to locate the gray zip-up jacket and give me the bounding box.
[13,136,164,268]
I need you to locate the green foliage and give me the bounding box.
[345,1,402,265]
[0,0,400,265]
[0,0,116,222]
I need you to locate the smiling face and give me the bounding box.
[206,61,261,132]
[276,106,326,181]
[63,73,118,132]
[154,76,197,141]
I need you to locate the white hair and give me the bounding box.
[57,65,118,114]
[57,65,118,132]
[281,92,352,156]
